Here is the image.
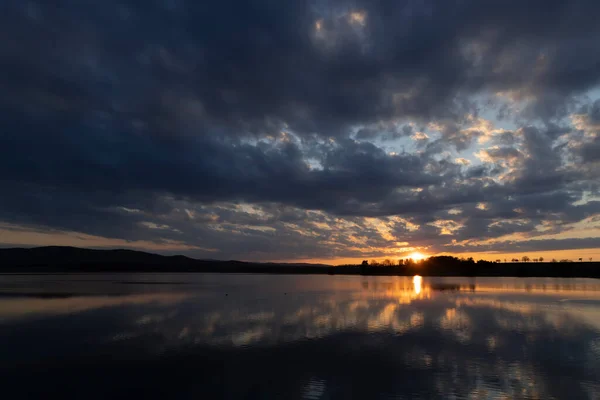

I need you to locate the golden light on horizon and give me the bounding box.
[409,251,427,261]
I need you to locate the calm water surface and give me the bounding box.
[1,274,600,399]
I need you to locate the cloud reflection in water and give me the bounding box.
[0,274,599,399]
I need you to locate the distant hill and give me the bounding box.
[0,246,332,273]
[0,246,191,264]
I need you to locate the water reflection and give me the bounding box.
[0,274,599,399]
[413,275,422,295]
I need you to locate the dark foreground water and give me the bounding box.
[1,274,600,399]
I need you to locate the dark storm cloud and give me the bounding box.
[581,139,600,162]
[1,0,600,258]
[3,0,600,135]
[355,124,413,141]
[572,99,600,163]
[0,124,440,214]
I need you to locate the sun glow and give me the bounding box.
[409,251,427,261]
[413,275,422,295]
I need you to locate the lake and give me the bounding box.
[1,274,599,399]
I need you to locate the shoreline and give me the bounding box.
[1,268,599,279]
[2,246,599,278]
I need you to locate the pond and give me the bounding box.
[0,274,599,399]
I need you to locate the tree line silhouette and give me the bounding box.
[341,255,599,277]
[365,256,593,266]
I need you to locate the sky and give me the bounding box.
[1,0,600,264]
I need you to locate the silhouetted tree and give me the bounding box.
[522,256,530,262]
[361,260,369,266]
[383,259,393,266]
[539,257,544,262]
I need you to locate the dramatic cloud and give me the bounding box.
[1,0,600,261]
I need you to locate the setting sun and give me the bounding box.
[409,252,427,261]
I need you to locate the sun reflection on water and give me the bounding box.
[413,275,422,295]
